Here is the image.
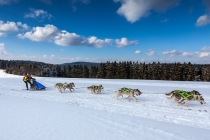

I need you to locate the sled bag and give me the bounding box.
[35,81,46,89]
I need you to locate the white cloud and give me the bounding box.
[184,52,210,58]
[17,22,29,30]
[196,1,210,27]
[18,24,137,48]
[54,31,84,46]
[196,14,210,26]
[182,52,195,57]
[43,55,47,58]
[0,21,19,36]
[162,49,210,58]
[116,38,138,48]
[114,0,178,23]
[147,49,155,56]
[202,46,210,51]
[198,52,210,57]
[0,43,7,54]
[0,0,18,5]
[135,50,141,54]
[17,24,59,41]
[25,8,52,20]
[85,37,113,48]
[55,32,113,48]
[162,49,183,57]
[0,42,4,47]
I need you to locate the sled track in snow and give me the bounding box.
[1,77,210,130]
[2,86,210,130]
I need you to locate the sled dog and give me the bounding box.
[165,90,206,106]
[54,82,67,93]
[63,82,75,92]
[87,85,104,94]
[114,88,142,102]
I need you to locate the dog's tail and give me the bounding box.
[165,92,173,96]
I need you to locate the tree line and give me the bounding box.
[1,59,210,81]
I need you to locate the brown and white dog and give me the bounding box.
[165,90,206,106]
[114,88,142,102]
[63,82,75,92]
[87,85,104,94]
[54,82,68,93]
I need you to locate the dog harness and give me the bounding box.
[92,85,97,89]
[122,88,131,92]
[57,83,63,86]
[174,90,196,100]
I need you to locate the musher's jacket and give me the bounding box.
[23,76,32,82]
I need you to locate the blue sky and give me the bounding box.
[0,0,210,64]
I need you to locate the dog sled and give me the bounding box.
[30,79,46,90]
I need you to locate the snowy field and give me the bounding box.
[0,69,210,140]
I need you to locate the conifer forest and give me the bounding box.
[1,59,210,81]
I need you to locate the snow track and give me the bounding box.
[1,69,210,140]
[1,76,210,131]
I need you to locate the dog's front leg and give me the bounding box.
[93,90,98,94]
[184,100,188,106]
[91,89,94,94]
[176,99,183,106]
[125,95,130,99]
[115,94,119,100]
[174,98,180,105]
[167,95,173,100]
[178,98,184,103]
[131,96,138,102]
[93,89,96,94]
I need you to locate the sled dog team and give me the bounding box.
[54,82,206,106]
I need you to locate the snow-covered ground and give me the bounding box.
[0,69,209,140]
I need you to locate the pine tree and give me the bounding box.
[96,63,106,78]
[106,61,113,79]
[89,66,98,78]
[83,65,89,78]
[67,66,72,77]
[132,62,139,79]
[112,61,118,79]
[119,61,127,79]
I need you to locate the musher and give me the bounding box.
[23,74,34,90]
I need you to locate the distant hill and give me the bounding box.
[61,61,101,67]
